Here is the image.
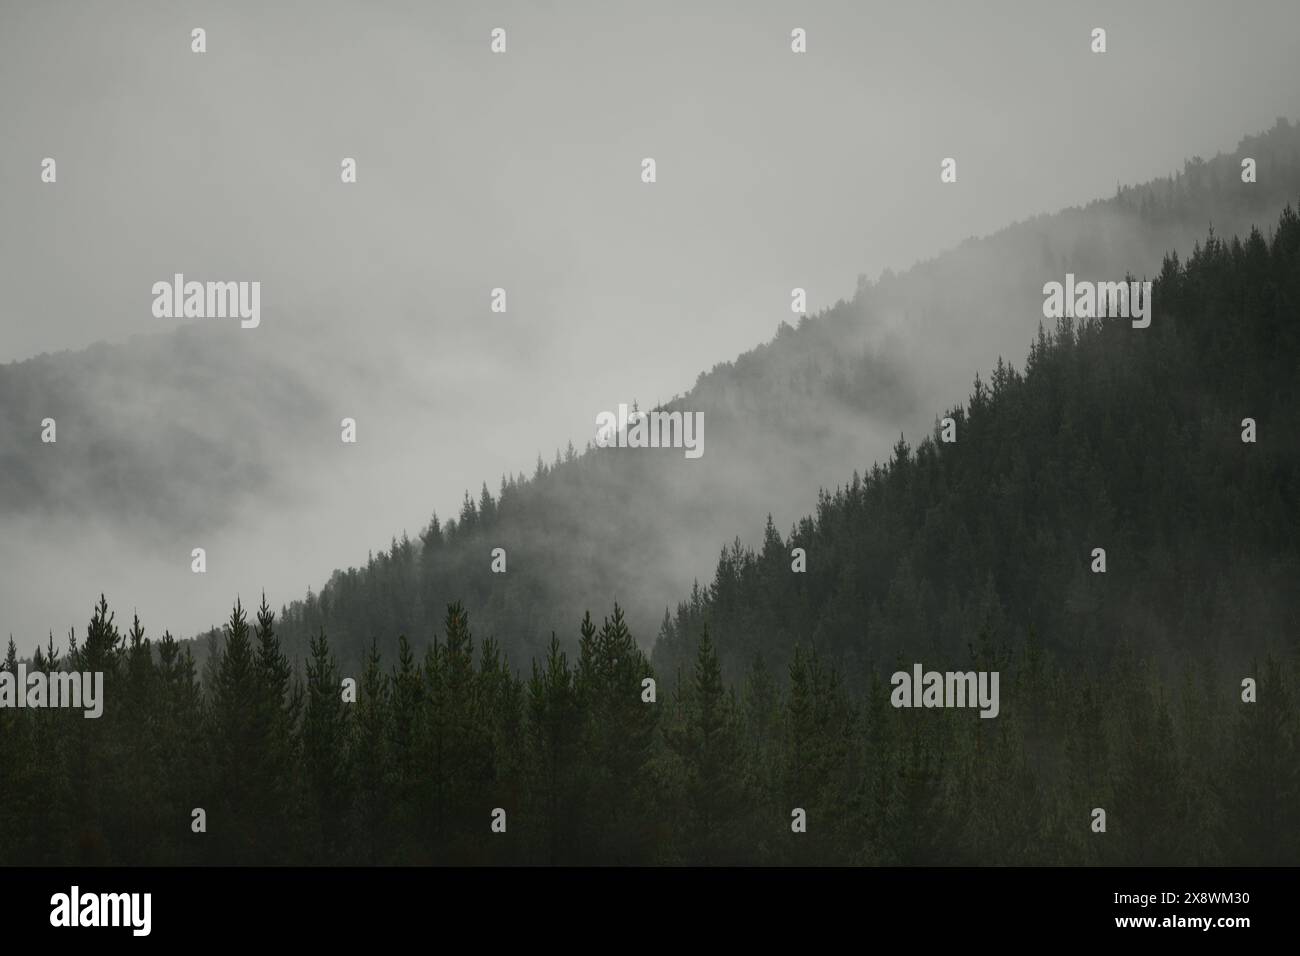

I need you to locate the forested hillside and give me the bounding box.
[3,206,1295,867]
[655,202,1300,684]
[271,120,1300,672]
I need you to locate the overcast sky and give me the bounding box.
[2,0,1299,642]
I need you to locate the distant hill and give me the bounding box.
[0,327,325,538]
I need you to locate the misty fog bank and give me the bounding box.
[3,1,1300,651]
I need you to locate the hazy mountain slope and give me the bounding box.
[268,121,1300,672]
[849,119,1300,416]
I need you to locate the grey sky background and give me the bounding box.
[2,0,1299,643]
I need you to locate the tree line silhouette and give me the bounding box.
[1,591,1296,865]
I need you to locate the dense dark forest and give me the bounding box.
[655,204,1300,685]
[1,206,1296,866]
[0,592,1295,866]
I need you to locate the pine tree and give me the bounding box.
[207,599,260,863]
[155,630,205,863]
[387,634,424,862]
[303,627,352,862]
[116,612,158,863]
[527,634,581,863]
[577,604,657,863]
[248,593,300,861]
[422,603,494,862]
[476,635,524,863]
[351,638,390,863]
[664,626,746,863]
[67,596,123,864]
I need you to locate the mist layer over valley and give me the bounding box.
[3,2,1299,673]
